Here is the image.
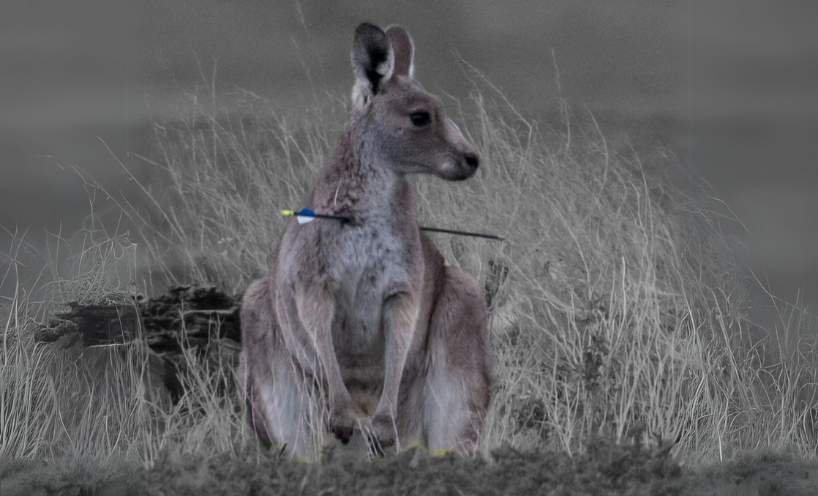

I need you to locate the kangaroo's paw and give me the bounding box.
[367,413,397,455]
[329,405,357,444]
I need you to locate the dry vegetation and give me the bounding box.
[2,77,818,492]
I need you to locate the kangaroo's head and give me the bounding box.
[350,23,480,181]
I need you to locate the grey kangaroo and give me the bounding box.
[237,22,491,460]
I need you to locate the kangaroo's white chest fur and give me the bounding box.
[327,217,415,383]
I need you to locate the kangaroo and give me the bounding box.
[237,22,491,460]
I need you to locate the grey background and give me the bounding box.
[1,1,817,311]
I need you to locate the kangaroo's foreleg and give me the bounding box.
[371,289,419,450]
[295,284,357,443]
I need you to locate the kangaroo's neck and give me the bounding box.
[313,127,417,226]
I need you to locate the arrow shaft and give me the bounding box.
[299,213,350,223]
[419,226,504,241]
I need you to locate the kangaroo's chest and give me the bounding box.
[327,224,410,370]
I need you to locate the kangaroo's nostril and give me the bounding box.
[464,152,480,169]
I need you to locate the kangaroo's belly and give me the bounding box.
[331,262,388,385]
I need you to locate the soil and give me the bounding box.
[7,439,818,496]
[1,438,681,496]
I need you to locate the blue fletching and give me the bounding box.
[296,207,316,224]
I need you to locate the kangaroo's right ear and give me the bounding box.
[351,22,393,110]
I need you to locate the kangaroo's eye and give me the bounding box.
[410,111,431,127]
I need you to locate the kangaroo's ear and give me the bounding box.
[351,23,393,108]
[385,25,414,79]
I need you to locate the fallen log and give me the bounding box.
[38,284,243,403]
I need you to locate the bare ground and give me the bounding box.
[6,439,818,496]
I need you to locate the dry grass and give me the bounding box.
[2,78,818,476]
[0,228,263,468]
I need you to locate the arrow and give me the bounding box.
[282,208,350,224]
[283,208,504,241]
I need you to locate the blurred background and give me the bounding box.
[1,0,817,312]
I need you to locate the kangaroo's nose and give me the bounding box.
[464,152,480,170]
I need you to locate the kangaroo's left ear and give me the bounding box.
[386,25,414,79]
[351,23,393,109]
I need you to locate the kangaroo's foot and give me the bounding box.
[329,401,358,444]
[368,413,397,455]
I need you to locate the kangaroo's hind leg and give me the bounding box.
[422,266,492,454]
[237,278,328,460]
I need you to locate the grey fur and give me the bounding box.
[237,22,491,460]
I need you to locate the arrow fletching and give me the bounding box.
[295,208,316,224]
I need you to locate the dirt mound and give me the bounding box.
[8,441,818,495]
[137,438,682,496]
